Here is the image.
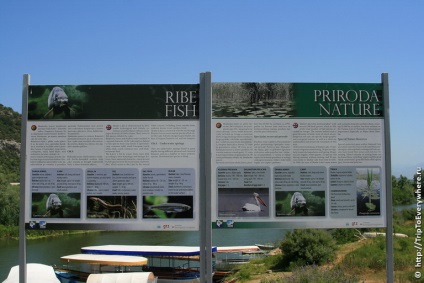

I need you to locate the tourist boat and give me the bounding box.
[80,245,218,283]
[54,253,154,283]
[85,273,156,283]
[214,245,264,270]
[255,243,275,251]
[3,263,60,283]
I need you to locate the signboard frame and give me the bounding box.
[21,82,201,231]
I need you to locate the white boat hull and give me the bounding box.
[56,273,197,283]
[3,263,60,283]
[157,279,200,283]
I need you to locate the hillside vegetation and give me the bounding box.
[0,104,21,182]
[0,104,21,232]
[0,104,21,141]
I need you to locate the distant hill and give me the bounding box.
[0,104,21,183]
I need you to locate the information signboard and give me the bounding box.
[23,84,200,230]
[211,82,387,229]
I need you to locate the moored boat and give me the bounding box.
[55,253,150,283]
[215,245,265,269]
[80,245,218,283]
[3,263,60,283]
[255,243,275,250]
[86,273,156,283]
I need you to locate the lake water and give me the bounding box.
[0,229,287,280]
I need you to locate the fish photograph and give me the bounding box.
[44,87,74,118]
[28,85,85,120]
[142,195,193,219]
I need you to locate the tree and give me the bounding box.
[0,182,20,226]
[392,175,415,205]
[242,83,260,105]
[397,175,410,191]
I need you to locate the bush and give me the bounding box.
[400,208,417,221]
[0,225,19,239]
[330,228,359,244]
[279,229,337,269]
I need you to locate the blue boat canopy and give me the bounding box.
[81,245,217,257]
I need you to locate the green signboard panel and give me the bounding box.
[293,83,383,118]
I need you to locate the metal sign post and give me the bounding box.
[200,72,213,283]
[19,74,30,283]
[382,73,394,282]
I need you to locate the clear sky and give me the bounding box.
[0,1,422,178]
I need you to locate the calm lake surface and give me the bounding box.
[0,229,287,280]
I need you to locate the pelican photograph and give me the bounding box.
[275,191,325,217]
[31,192,81,218]
[218,187,269,218]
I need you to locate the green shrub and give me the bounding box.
[330,228,359,244]
[279,229,337,269]
[400,208,417,221]
[0,224,19,238]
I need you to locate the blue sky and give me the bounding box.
[0,1,422,178]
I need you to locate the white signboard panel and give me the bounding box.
[211,82,387,229]
[24,84,200,231]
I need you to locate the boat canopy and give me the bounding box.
[81,245,217,257]
[87,272,156,283]
[2,263,60,283]
[60,254,148,266]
